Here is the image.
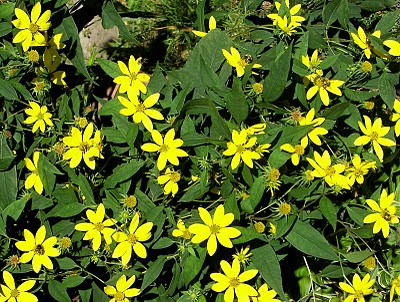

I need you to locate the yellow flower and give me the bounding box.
[15,225,60,273]
[104,274,140,302]
[280,139,307,166]
[275,15,301,36]
[222,47,262,77]
[306,150,350,189]
[210,258,258,302]
[268,0,305,26]
[24,151,44,194]
[141,129,188,171]
[157,167,181,196]
[42,46,67,86]
[0,271,37,302]
[279,202,292,215]
[363,256,376,270]
[269,222,277,235]
[390,99,400,136]
[346,154,375,186]
[24,101,53,133]
[114,55,150,95]
[351,27,382,59]
[306,75,345,106]
[254,221,266,233]
[252,83,263,94]
[112,212,153,264]
[384,40,400,56]
[246,123,267,136]
[363,189,399,238]
[188,204,241,256]
[63,123,102,169]
[233,246,252,264]
[223,129,260,170]
[390,274,400,302]
[266,167,281,196]
[193,16,217,37]
[252,283,281,302]
[298,108,328,146]
[119,91,164,132]
[354,115,396,162]
[339,273,374,302]
[75,203,117,251]
[302,50,322,71]
[172,219,192,240]
[12,2,51,51]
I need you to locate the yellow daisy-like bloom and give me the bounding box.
[298,108,328,147]
[75,203,117,251]
[63,123,103,169]
[245,123,267,136]
[157,167,181,197]
[275,15,301,36]
[384,40,400,57]
[15,225,60,273]
[363,189,399,238]
[172,219,192,240]
[118,91,164,132]
[222,47,262,77]
[24,151,44,195]
[280,139,307,166]
[306,150,350,189]
[339,273,374,302]
[141,128,188,171]
[351,27,382,59]
[390,99,400,136]
[390,274,400,302]
[104,274,140,302]
[210,258,258,302]
[252,283,281,302]
[223,129,261,170]
[193,16,217,37]
[188,204,241,256]
[12,2,51,52]
[112,212,153,265]
[233,246,252,264]
[24,101,53,133]
[302,49,323,79]
[346,154,376,186]
[114,55,150,95]
[354,115,396,162]
[268,0,305,26]
[306,75,345,106]
[0,271,37,302]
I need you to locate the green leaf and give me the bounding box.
[141,256,168,291]
[92,282,109,302]
[0,166,17,209]
[285,220,338,260]
[55,14,92,81]
[240,177,266,214]
[338,0,349,29]
[0,22,12,37]
[57,257,79,269]
[375,11,399,35]
[77,173,95,204]
[322,102,350,120]
[225,78,248,124]
[2,196,28,221]
[183,246,207,286]
[343,250,373,263]
[48,280,70,302]
[9,81,33,100]
[346,205,368,226]
[0,3,15,19]
[318,264,353,278]
[262,44,292,103]
[97,58,122,78]
[47,203,88,218]
[0,133,15,171]
[319,196,337,231]
[360,0,395,12]
[0,79,18,100]
[252,244,285,299]
[322,0,341,27]
[104,161,145,189]
[102,1,138,43]
[379,72,396,109]
[38,154,62,195]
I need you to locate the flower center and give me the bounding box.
[268,168,280,181]
[160,144,169,153]
[353,290,364,299]
[35,81,46,91]
[325,166,335,177]
[169,172,181,183]
[136,103,146,113]
[182,229,191,240]
[210,224,220,234]
[114,291,125,301]
[315,77,330,88]
[279,203,291,215]
[369,131,379,141]
[129,72,137,82]
[94,222,104,232]
[127,233,138,245]
[381,209,392,222]
[229,277,240,288]
[354,168,364,178]
[29,23,39,34]
[79,142,90,152]
[10,289,19,298]
[236,145,245,154]
[34,244,45,255]
[238,58,248,68]
[37,112,44,120]
[294,145,304,155]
